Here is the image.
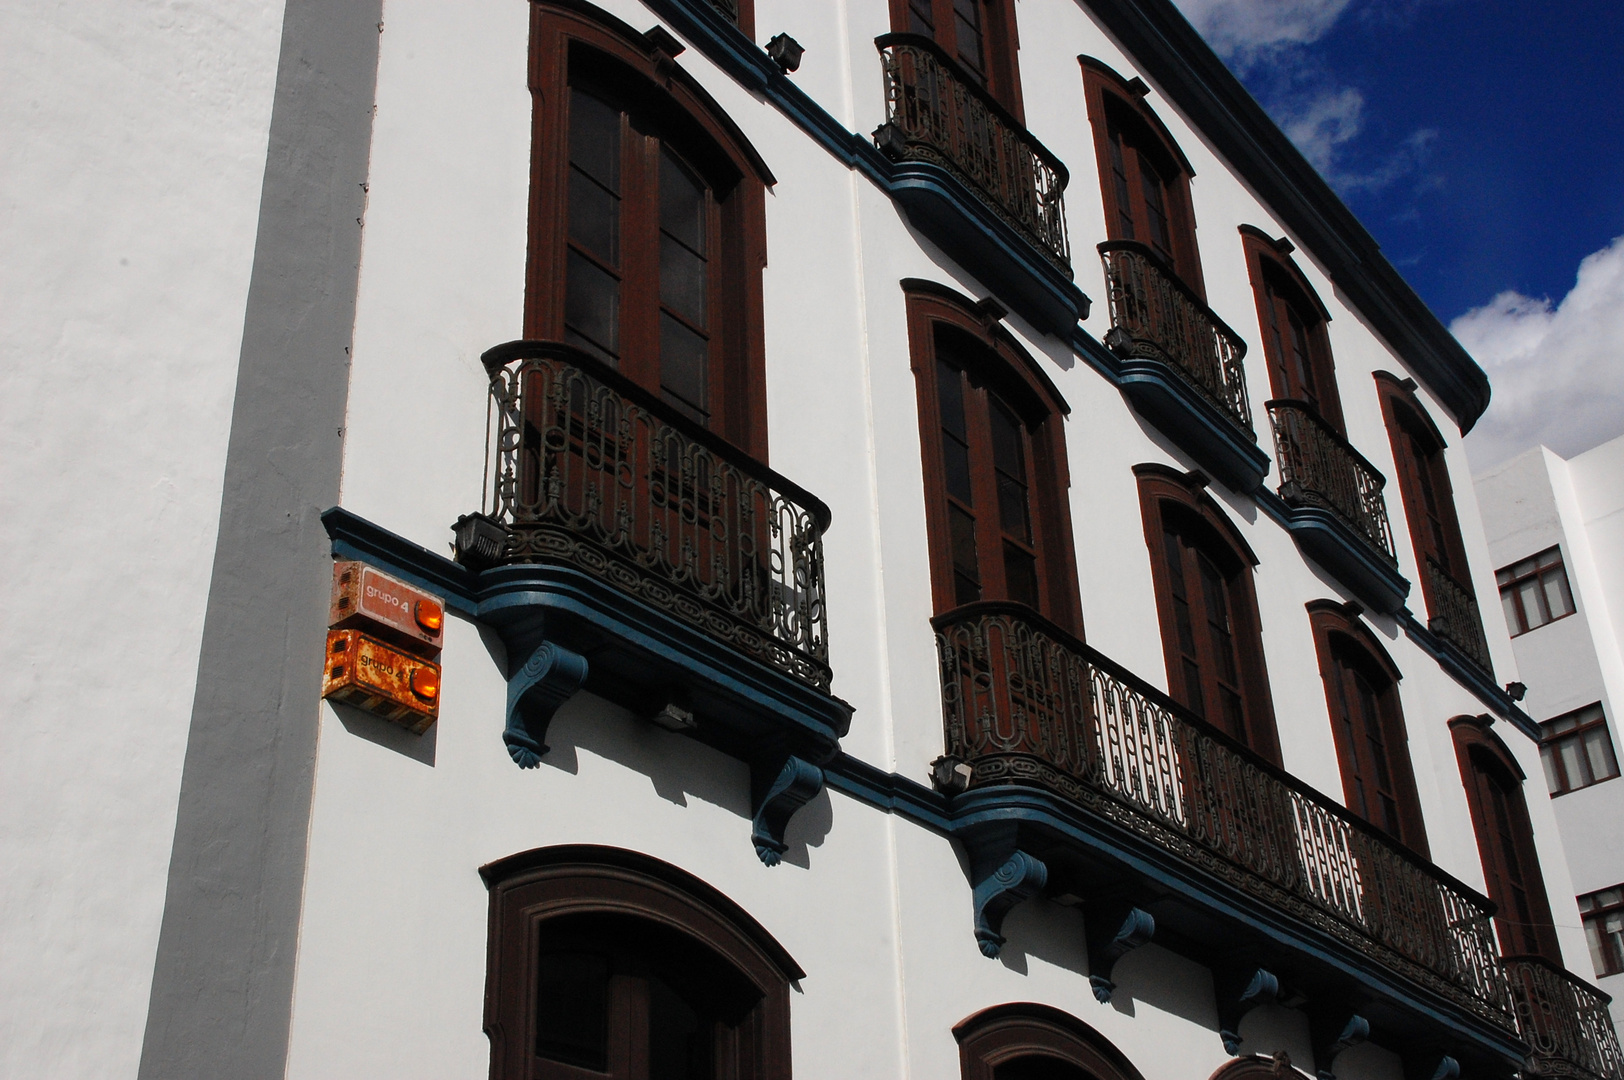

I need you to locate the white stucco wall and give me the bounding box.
[0,3,286,1076]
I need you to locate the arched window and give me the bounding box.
[1207,1055,1310,1080]
[527,4,772,456]
[1450,717,1562,961]
[1376,373,1488,667]
[1135,465,1280,763]
[955,1003,1149,1080]
[890,0,1023,114]
[1080,59,1202,296]
[481,846,800,1080]
[1308,602,1429,856]
[1241,227,1344,434]
[906,281,1082,632]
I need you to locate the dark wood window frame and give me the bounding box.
[1242,227,1344,434]
[1579,885,1624,978]
[889,0,1024,118]
[481,845,800,1080]
[1135,464,1281,765]
[527,1,773,458]
[1541,702,1621,796]
[1450,715,1562,962]
[1375,371,1475,602]
[1308,601,1430,857]
[955,1003,1149,1080]
[906,280,1082,634]
[1080,57,1204,298]
[704,0,754,39]
[1497,545,1577,636]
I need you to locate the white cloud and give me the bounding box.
[1456,235,1624,471]
[1171,0,1355,60]
[1279,86,1364,173]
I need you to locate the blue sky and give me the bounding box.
[1171,0,1624,469]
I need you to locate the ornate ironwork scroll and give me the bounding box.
[875,34,1071,272]
[1425,555,1494,676]
[480,341,832,692]
[1267,399,1397,563]
[933,601,1513,1032]
[1098,241,1254,434]
[1504,955,1624,1080]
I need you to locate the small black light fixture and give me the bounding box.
[452,512,509,572]
[1506,681,1528,702]
[765,32,804,73]
[930,755,973,795]
[872,122,908,161]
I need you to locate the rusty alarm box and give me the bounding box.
[329,561,444,654]
[321,630,440,733]
[322,561,445,732]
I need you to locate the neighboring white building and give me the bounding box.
[1476,435,1624,1037]
[4,2,1620,1080]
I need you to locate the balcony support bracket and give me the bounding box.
[969,845,1048,958]
[503,641,589,768]
[1085,904,1156,1003]
[1402,1054,1459,1080]
[1217,967,1283,1055]
[750,755,825,867]
[1310,1012,1370,1080]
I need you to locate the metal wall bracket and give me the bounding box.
[971,850,1048,957]
[1086,904,1156,1003]
[1218,968,1283,1055]
[750,755,824,866]
[503,641,589,768]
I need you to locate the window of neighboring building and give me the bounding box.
[482,846,800,1080]
[1081,59,1203,297]
[1498,546,1576,636]
[1309,602,1429,856]
[1451,716,1562,960]
[955,1004,1149,1080]
[1579,886,1624,978]
[906,281,1082,632]
[1541,703,1620,796]
[890,0,1023,115]
[1136,465,1280,764]
[1243,228,1344,433]
[528,5,772,456]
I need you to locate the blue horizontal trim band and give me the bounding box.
[1399,611,1540,741]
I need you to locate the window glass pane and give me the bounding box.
[649,974,710,1080]
[989,399,1031,544]
[565,248,620,364]
[1541,745,1561,795]
[1585,725,1620,782]
[659,313,709,424]
[1543,566,1575,619]
[660,235,707,327]
[1501,589,1522,634]
[1003,542,1039,610]
[949,503,981,605]
[1602,910,1624,976]
[936,361,973,505]
[570,168,620,264]
[535,951,610,1070]
[659,149,706,255]
[907,0,935,36]
[952,0,986,80]
[569,89,621,191]
[1516,578,1547,629]
[1559,737,1590,789]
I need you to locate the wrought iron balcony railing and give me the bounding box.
[1504,955,1624,1080]
[706,0,738,23]
[934,601,1514,1033]
[477,341,832,693]
[1425,555,1493,676]
[875,34,1070,272]
[1099,241,1254,435]
[1267,399,1397,564]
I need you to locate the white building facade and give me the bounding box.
[4,2,1620,1080]
[1476,436,1624,1039]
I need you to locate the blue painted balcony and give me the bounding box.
[1096,241,1270,493]
[930,601,1527,1079]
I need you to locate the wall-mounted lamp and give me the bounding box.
[452,512,509,571]
[766,33,804,73]
[1505,681,1528,702]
